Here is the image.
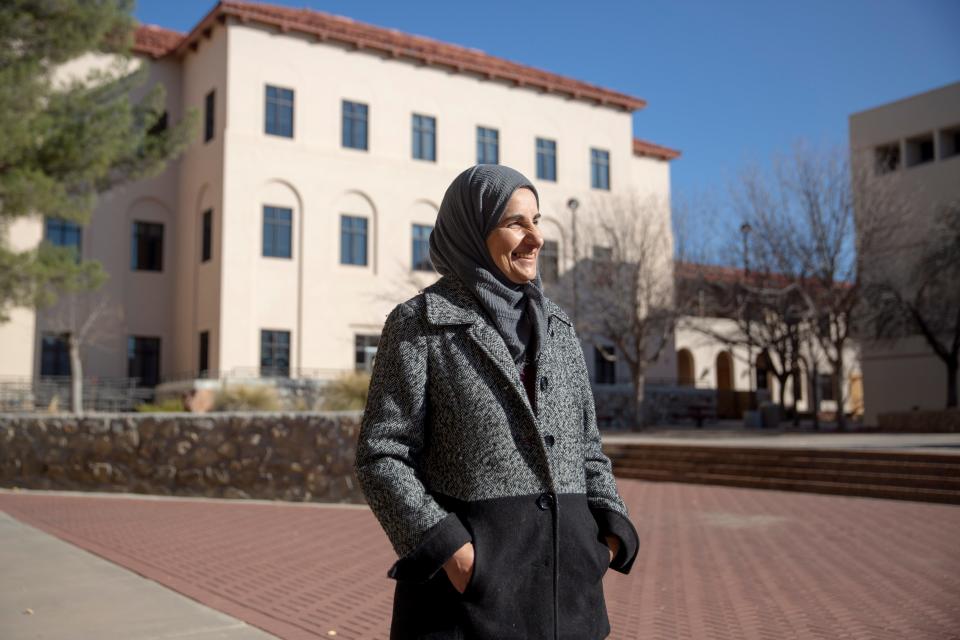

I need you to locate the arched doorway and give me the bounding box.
[756,352,770,391]
[677,349,695,386]
[716,351,736,418]
[716,351,733,390]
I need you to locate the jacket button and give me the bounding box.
[536,492,555,510]
[540,377,548,391]
[544,434,555,447]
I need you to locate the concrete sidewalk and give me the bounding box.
[0,510,278,640]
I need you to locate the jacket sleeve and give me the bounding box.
[353,301,473,583]
[575,336,640,574]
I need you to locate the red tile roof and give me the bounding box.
[132,24,184,59]
[633,138,681,161]
[133,0,646,112]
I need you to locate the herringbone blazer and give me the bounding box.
[354,274,639,640]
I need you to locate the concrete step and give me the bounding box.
[603,443,960,504]
[610,459,960,491]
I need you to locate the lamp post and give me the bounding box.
[567,197,580,327]
[740,222,754,402]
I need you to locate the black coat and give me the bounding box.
[354,275,639,639]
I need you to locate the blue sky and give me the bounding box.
[133,0,959,253]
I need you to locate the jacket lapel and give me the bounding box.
[424,277,536,424]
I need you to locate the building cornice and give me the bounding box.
[632,138,681,161]
[134,0,647,113]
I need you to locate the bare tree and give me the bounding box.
[861,200,960,408]
[731,142,880,430]
[42,289,124,413]
[548,192,676,426]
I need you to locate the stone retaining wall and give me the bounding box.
[876,409,960,433]
[0,412,366,503]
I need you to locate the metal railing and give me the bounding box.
[0,375,156,413]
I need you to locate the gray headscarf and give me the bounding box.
[429,164,547,369]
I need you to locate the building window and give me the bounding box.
[198,330,209,378]
[265,85,294,138]
[131,221,163,271]
[412,114,436,161]
[817,373,836,402]
[201,209,212,263]
[45,217,82,263]
[939,125,960,159]
[40,332,71,377]
[412,224,433,271]
[355,334,380,372]
[342,100,368,150]
[204,89,215,142]
[540,239,559,283]
[594,345,616,385]
[148,110,168,137]
[593,246,613,260]
[536,138,557,181]
[477,126,499,164]
[340,215,368,266]
[262,205,292,259]
[591,148,610,190]
[874,142,900,175]
[128,336,161,387]
[905,133,935,167]
[260,329,290,377]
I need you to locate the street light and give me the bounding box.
[567,197,580,327]
[740,222,754,401]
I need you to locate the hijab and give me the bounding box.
[429,164,548,369]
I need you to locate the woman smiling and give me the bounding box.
[355,164,639,639]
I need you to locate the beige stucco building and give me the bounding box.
[849,81,960,425]
[673,263,862,421]
[0,1,680,405]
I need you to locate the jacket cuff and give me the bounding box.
[590,506,639,574]
[386,512,473,583]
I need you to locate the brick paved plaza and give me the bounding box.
[2,480,958,639]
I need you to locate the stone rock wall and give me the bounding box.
[0,412,365,503]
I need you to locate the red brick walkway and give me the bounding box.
[2,482,959,639]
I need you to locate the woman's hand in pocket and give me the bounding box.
[443,541,475,594]
[604,535,620,565]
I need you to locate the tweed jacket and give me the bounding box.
[354,274,639,640]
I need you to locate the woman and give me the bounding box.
[354,164,639,640]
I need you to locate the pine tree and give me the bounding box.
[0,0,197,322]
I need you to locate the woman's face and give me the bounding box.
[485,187,543,284]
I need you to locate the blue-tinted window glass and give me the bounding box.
[128,336,161,387]
[591,148,610,190]
[40,332,71,377]
[536,138,557,181]
[201,209,212,262]
[131,221,163,271]
[342,100,369,150]
[477,127,499,164]
[204,89,215,142]
[262,206,292,258]
[260,329,290,377]
[265,85,294,138]
[412,224,434,271]
[412,114,436,161]
[340,215,368,266]
[45,217,82,263]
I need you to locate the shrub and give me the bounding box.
[321,371,371,411]
[135,397,186,412]
[213,384,282,412]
